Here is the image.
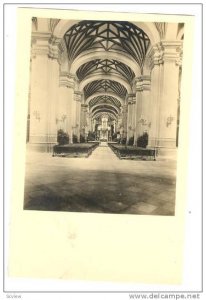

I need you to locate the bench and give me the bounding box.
[108,143,157,161]
[53,142,99,158]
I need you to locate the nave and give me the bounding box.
[24,15,184,215]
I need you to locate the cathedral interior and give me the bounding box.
[24,17,184,215]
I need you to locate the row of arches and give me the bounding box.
[28,17,183,150]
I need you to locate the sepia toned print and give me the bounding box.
[23,17,184,216]
[7,6,197,286]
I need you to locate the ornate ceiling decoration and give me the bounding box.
[91,104,119,114]
[76,59,135,84]
[84,79,127,100]
[63,20,151,120]
[64,21,150,69]
[92,108,118,117]
[89,95,121,108]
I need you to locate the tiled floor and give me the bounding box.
[24,143,177,215]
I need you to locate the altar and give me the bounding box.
[97,116,111,141]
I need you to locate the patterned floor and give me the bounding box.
[24,144,177,215]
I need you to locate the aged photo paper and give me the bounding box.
[6,6,196,289]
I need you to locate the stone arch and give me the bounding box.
[53,19,78,38]
[92,107,118,117]
[54,19,159,78]
[79,74,132,94]
[86,92,124,106]
[132,21,160,45]
[90,103,120,114]
[54,19,160,47]
[93,111,118,121]
[70,50,141,77]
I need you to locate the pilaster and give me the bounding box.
[147,41,182,148]
[74,91,83,142]
[58,73,75,144]
[81,104,89,138]
[134,76,151,146]
[122,104,128,139]
[29,33,61,152]
[126,94,136,144]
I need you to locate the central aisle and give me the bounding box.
[88,142,118,161]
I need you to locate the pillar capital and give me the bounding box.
[48,35,63,61]
[126,93,136,104]
[81,104,88,113]
[59,72,75,88]
[161,41,183,64]
[122,104,128,113]
[74,90,83,96]
[134,75,151,91]
[74,91,83,102]
[31,32,62,61]
[31,32,51,58]
[128,99,136,105]
[148,41,183,69]
[147,43,164,69]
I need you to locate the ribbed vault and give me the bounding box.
[86,92,124,106]
[64,20,150,69]
[76,59,135,84]
[89,95,121,108]
[63,20,151,126]
[84,79,127,100]
[91,104,119,114]
[92,108,118,118]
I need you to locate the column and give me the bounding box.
[47,50,60,151]
[134,80,143,146]
[74,91,82,142]
[121,104,127,140]
[29,33,60,152]
[113,120,116,133]
[141,76,151,132]
[147,43,164,148]
[88,113,93,132]
[80,104,88,141]
[148,41,182,148]
[158,41,182,148]
[58,73,75,144]
[57,85,68,132]
[126,95,136,144]
[87,110,92,133]
[93,119,96,132]
[134,76,151,146]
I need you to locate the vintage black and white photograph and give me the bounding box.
[6,3,203,290]
[23,16,184,216]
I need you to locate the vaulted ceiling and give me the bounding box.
[76,59,135,84]
[64,20,151,123]
[84,79,127,100]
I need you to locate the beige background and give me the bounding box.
[7,7,196,288]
